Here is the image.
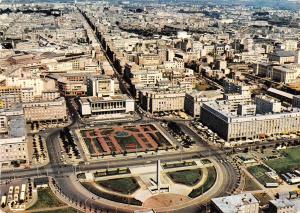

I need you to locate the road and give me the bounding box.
[0,7,240,213]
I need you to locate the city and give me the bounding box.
[0,0,300,212]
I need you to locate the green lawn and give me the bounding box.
[115,135,141,150]
[247,165,277,185]
[188,167,217,198]
[29,187,65,210]
[81,182,142,206]
[265,147,300,173]
[31,207,82,213]
[96,177,140,194]
[168,169,202,186]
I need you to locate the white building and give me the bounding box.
[139,88,187,113]
[211,193,259,213]
[87,76,115,97]
[79,95,135,118]
[201,100,300,142]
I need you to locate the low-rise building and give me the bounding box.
[211,193,259,213]
[268,198,295,213]
[79,95,134,118]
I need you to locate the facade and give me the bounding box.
[0,86,22,108]
[23,97,67,123]
[87,76,115,97]
[211,193,259,213]
[139,88,187,113]
[201,100,300,142]
[79,95,134,117]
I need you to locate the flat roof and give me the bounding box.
[212,193,258,212]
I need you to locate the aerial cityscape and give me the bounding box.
[0,0,300,212]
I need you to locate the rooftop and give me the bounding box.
[212,193,259,212]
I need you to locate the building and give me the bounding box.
[87,76,115,97]
[23,97,67,123]
[268,199,295,213]
[293,95,300,108]
[201,100,300,142]
[255,95,281,114]
[79,95,134,118]
[268,51,296,64]
[139,88,187,113]
[211,193,259,213]
[184,90,223,117]
[0,106,28,166]
[0,86,21,108]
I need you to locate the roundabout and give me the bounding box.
[71,157,228,212]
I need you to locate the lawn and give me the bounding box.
[115,135,141,150]
[96,177,140,194]
[188,166,217,198]
[168,169,202,186]
[247,165,277,185]
[81,182,142,206]
[31,207,82,213]
[29,187,65,210]
[265,147,300,173]
[243,174,261,191]
[83,138,96,155]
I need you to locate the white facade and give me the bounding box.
[201,100,300,142]
[79,95,134,117]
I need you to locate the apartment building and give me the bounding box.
[23,97,67,123]
[139,88,187,113]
